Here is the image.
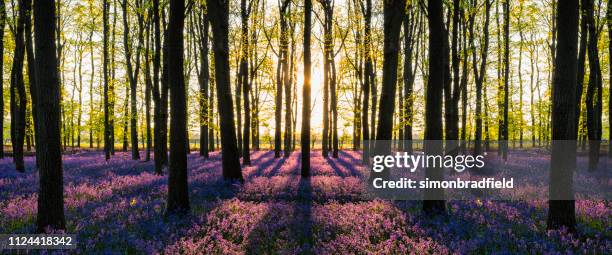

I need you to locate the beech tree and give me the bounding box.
[301,0,312,177]
[34,0,65,232]
[10,0,28,172]
[547,0,578,232]
[423,0,445,214]
[208,0,243,181]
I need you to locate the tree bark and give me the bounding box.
[608,0,612,158]
[208,0,243,181]
[471,0,492,156]
[165,0,190,215]
[198,7,210,158]
[241,0,251,164]
[121,0,143,160]
[547,0,578,232]
[103,0,111,160]
[584,0,602,171]
[25,0,38,166]
[423,0,446,214]
[0,0,5,159]
[152,0,168,174]
[34,0,65,232]
[375,0,404,144]
[10,0,28,172]
[502,0,510,160]
[301,0,312,177]
[360,0,372,162]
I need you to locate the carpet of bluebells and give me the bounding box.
[0,150,610,254]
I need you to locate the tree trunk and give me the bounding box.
[0,1,4,159]
[372,0,404,177]
[10,0,28,172]
[89,1,95,149]
[24,0,38,166]
[608,0,612,158]
[34,0,65,232]
[121,0,143,160]
[240,0,251,164]
[152,0,168,174]
[208,0,244,181]
[144,16,152,161]
[585,0,602,171]
[423,0,445,214]
[360,0,371,162]
[471,0,492,156]
[165,0,190,215]
[103,0,111,160]
[502,0,510,160]
[198,7,210,158]
[301,0,312,177]
[547,0,578,232]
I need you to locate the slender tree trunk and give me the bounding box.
[144,17,152,161]
[517,1,524,148]
[121,0,143,160]
[165,0,189,215]
[10,0,28,172]
[0,0,5,159]
[608,0,612,158]
[198,7,210,158]
[423,0,445,214]
[241,0,251,164]
[209,69,215,152]
[24,0,38,166]
[585,0,602,171]
[502,0,510,160]
[373,0,404,176]
[547,0,578,232]
[34,0,65,232]
[208,0,244,181]
[152,0,167,174]
[301,0,312,177]
[103,0,111,160]
[360,0,371,162]
[471,0,492,156]
[89,1,95,149]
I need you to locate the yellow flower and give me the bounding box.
[130,198,137,206]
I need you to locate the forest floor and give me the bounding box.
[0,150,610,254]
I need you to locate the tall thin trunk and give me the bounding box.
[34,0,65,232]
[165,0,189,215]
[89,1,95,149]
[103,0,111,160]
[374,0,404,172]
[152,0,167,174]
[547,0,578,232]
[0,0,5,159]
[471,0,492,156]
[198,7,210,158]
[585,0,602,171]
[144,16,152,161]
[121,0,143,160]
[24,0,38,165]
[301,0,312,177]
[517,1,524,148]
[241,0,251,164]
[208,0,244,181]
[608,0,612,158]
[502,0,510,160]
[360,0,371,162]
[10,0,28,172]
[423,0,446,214]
